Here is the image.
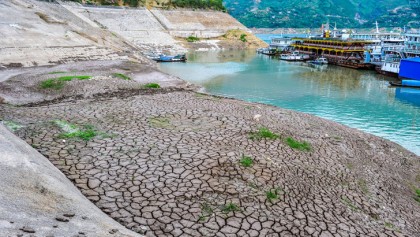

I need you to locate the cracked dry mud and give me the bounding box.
[2,91,419,237]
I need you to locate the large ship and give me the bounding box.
[292,37,375,69]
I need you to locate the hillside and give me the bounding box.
[224,0,420,29]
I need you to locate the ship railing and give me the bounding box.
[300,43,365,50]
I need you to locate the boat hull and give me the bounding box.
[375,66,398,78]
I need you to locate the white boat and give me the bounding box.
[269,37,293,51]
[308,57,328,65]
[280,51,308,61]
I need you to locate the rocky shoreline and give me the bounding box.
[1,60,419,236]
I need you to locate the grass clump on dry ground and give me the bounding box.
[266,189,280,203]
[3,121,23,131]
[285,137,311,151]
[54,121,97,141]
[222,203,240,213]
[113,73,131,80]
[144,83,160,89]
[186,36,200,42]
[415,189,420,203]
[249,127,279,140]
[198,203,213,222]
[40,75,91,90]
[239,155,253,167]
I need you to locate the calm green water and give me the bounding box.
[158,50,420,155]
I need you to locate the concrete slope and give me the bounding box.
[0,124,143,236]
[69,4,186,53]
[150,9,248,38]
[0,0,140,68]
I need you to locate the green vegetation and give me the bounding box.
[54,121,97,141]
[56,75,91,81]
[415,189,420,203]
[239,34,247,42]
[48,71,67,74]
[239,155,253,167]
[384,221,400,232]
[3,121,23,131]
[198,202,213,222]
[249,127,280,140]
[222,203,240,213]
[186,36,200,42]
[148,117,171,128]
[266,189,279,202]
[172,0,225,11]
[144,83,161,89]
[223,0,420,28]
[69,0,225,10]
[285,137,311,151]
[39,75,91,90]
[358,179,369,195]
[40,79,66,90]
[341,197,359,211]
[113,73,131,80]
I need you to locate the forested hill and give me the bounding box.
[67,0,225,11]
[223,0,420,28]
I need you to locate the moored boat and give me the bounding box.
[308,57,328,65]
[154,54,187,62]
[261,48,277,56]
[280,51,309,61]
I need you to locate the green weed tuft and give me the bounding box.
[144,83,161,89]
[240,34,247,42]
[54,121,97,141]
[3,121,23,131]
[40,79,65,90]
[266,189,279,202]
[341,197,359,211]
[249,127,279,140]
[239,155,253,167]
[40,75,91,90]
[285,137,311,151]
[222,203,240,213]
[56,75,91,81]
[186,35,200,42]
[415,189,420,203]
[113,73,131,80]
[48,71,67,74]
[59,126,96,141]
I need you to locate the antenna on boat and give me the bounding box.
[375,21,380,34]
[333,23,337,38]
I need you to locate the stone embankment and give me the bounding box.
[0,0,266,68]
[1,62,419,236]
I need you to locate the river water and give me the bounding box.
[158,50,420,155]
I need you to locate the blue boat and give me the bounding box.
[389,57,420,88]
[154,54,187,62]
[399,57,420,81]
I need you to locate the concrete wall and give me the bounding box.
[0,0,136,68]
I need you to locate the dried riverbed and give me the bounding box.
[1,72,419,236]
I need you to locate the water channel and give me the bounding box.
[158,50,420,155]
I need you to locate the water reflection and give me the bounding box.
[158,51,420,154]
[396,88,420,107]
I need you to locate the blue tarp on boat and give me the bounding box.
[399,57,420,80]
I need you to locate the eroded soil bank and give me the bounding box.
[1,64,419,236]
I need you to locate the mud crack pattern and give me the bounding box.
[2,91,419,237]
